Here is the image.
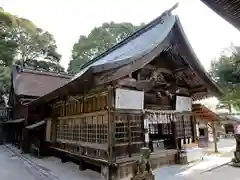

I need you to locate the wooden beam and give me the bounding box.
[174,66,189,72]
[189,86,207,93]
[143,64,156,70]
[117,78,155,91]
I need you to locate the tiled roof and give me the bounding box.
[12,66,71,97]
[73,5,177,80]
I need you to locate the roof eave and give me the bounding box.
[201,0,240,31]
[174,16,223,98]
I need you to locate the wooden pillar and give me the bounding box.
[191,116,197,143]
[212,121,218,153]
[127,114,132,157]
[51,117,57,143]
[107,87,117,180]
[22,105,29,153]
[171,120,177,149]
[108,87,115,163]
[22,128,30,153]
[0,121,3,145]
[144,114,150,148]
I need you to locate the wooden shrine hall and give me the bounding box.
[25,5,223,180]
[4,65,71,150]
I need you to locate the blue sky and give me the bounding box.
[2,0,240,72]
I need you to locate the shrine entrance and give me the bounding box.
[145,110,176,152]
[145,110,194,152]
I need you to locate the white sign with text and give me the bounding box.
[175,96,192,111]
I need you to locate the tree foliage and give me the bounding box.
[0,8,64,95]
[68,22,145,74]
[210,50,240,110]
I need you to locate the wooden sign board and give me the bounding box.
[115,88,144,110]
[175,96,192,111]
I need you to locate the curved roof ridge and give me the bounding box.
[73,3,178,78]
[12,65,72,79]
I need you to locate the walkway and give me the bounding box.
[1,138,236,180]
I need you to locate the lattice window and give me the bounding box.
[130,115,142,142]
[56,121,60,140]
[149,124,158,134]
[73,120,79,141]
[175,115,192,138]
[80,117,87,142]
[87,116,93,143]
[56,114,108,144]
[162,123,172,135]
[184,115,192,137]
[115,114,128,143]
[99,114,108,143]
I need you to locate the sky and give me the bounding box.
[2,0,240,70]
[2,0,240,108]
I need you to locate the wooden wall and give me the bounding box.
[48,88,112,162]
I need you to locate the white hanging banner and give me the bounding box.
[145,133,149,143]
[144,118,149,129]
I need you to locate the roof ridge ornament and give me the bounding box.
[159,3,179,24]
[163,3,179,16]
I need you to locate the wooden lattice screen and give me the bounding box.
[175,115,192,138]
[115,112,144,158]
[56,113,108,144]
[52,91,108,117]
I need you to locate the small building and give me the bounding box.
[220,115,240,135]
[193,104,225,148]
[26,6,222,180]
[4,66,71,150]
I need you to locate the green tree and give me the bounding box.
[210,50,240,110]
[68,22,144,74]
[1,7,63,70]
[10,27,62,66]
[0,8,64,95]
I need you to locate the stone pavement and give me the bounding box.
[203,138,236,154]
[0,145,39,180]
[3,144,103,180]
[153,138,236,180]
[2,138,236,180]
[154,155,232,180]
[185,164,240,180]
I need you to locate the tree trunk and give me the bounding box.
[212,121,218,153]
